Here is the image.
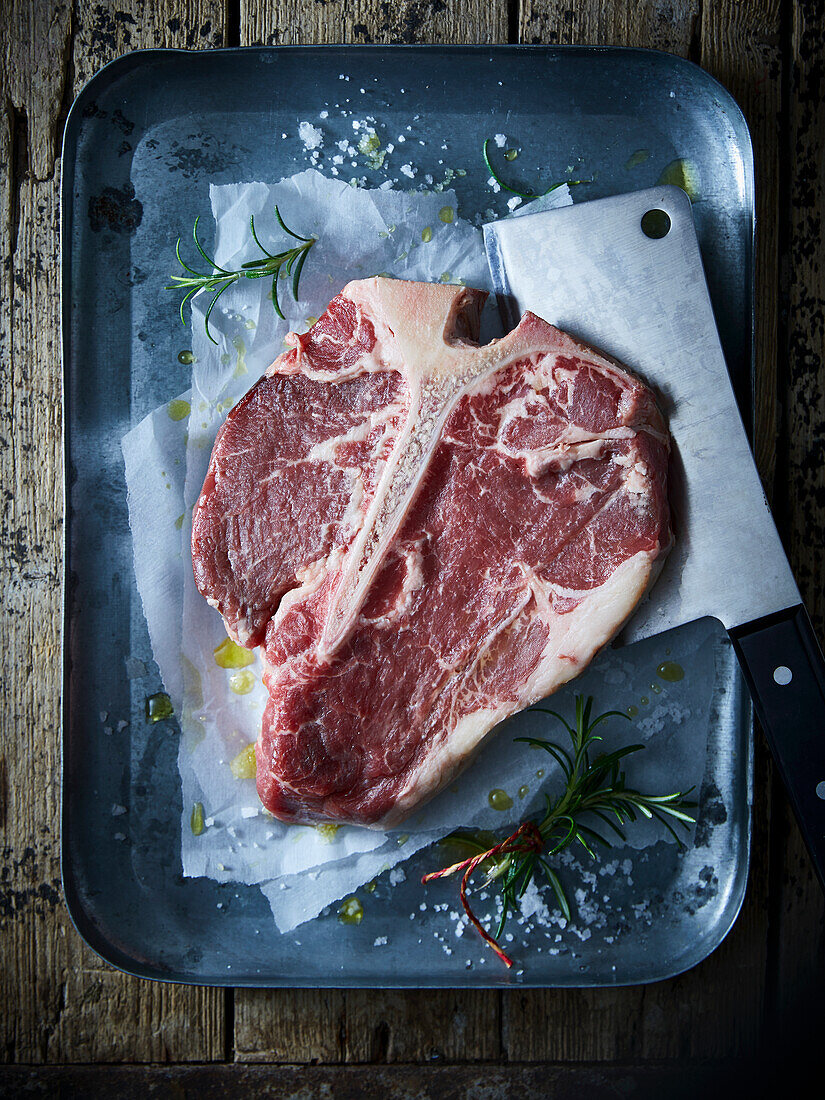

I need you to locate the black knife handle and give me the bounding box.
[730,604,825,890]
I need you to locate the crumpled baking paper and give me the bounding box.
[123,169,717,934]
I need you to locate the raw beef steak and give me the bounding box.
[192,278,670,827]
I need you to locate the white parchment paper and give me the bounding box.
[123,170,715,934]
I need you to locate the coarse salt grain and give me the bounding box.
[298,121,324,151]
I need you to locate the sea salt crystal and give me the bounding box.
[507,196,522,211]
[494,133,506,147]
[240,806,259,819]
[204,817,215,828]
[319,110,329,119]
[298,121,324,151]
[389,867,406,885]
[111,804,127,816]
[487,176,501,194]
[519,879,551,925]
[374,936,388,946]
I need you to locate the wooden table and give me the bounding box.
[2,1,823,1094]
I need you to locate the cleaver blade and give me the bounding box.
[483,185,825,893]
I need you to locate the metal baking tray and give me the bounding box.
[61,45,754,987]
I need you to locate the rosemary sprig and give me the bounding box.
[166,206,316,344]
[483,138,592,199]
[423,695,697,968]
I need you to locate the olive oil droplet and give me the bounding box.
[167,399,191,421]
[650,682,662,694]
[229,669,255,695]
[504,148,518,161]
[316,822,341,842]
[518,785,529,799]
[438,205,454,224]
[421,226,433,243]
[640,696,649,706]
[214,637,255,669]
[229,743,257,779]
[488,788,513,811]
[190,801,204,836]
[657,661,685,682]
[232,335,247,378]
[177,350,195,365]
[536,769,545,780]
[145,692,173,722]
[624,149,650,170]
[338,896,363,925]
[657,158,700,201]
[627,705,639,717]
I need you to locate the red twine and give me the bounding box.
[421,821,544,968]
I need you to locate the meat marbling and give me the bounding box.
[192,277,670,828]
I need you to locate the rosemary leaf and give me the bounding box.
[166,206,317,344]
[422,694,697,968]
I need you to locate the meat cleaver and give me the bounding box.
[484,186,825,891]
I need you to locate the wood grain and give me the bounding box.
[519,0,700,52]
[241,0,508,46]
[0,0,226,1063]
[772,0,825,1057]
[702,0,782,493]
[0,1061,749,1099]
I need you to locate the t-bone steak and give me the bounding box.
[192,277,671,828]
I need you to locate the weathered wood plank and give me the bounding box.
[342,990,500,1062]
[241,0,508,47]
[518,0,699,52]
[72,0,226,92]
[0,0,226,1063]
[773,0,825,1055]
[233,0,509,1068]
[0,1061,760,1100]
[702,0,782,494]
[235,990,345,1063]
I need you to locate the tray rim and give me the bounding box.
[60,42,756,989]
